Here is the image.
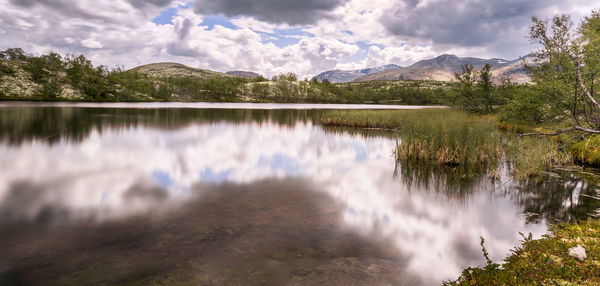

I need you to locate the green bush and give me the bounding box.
[500,86,549,123]
[570,135,600,166]
[0,61,15,76]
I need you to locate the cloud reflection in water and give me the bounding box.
[0,115,566,284]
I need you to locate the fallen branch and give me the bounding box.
[518,125,600,138]
[517,126,578,138]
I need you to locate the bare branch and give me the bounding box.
[518,125,600,138]
[566,50,600,109]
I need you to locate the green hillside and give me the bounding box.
[132,62,230,79]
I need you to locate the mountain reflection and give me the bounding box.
[0,104,599,285]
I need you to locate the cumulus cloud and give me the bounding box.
[80,39,103,49]
[10,0,172,9]
[380,0,546,47]
[379,0,598,58]
[0,0,597,78]
[193,0,348,25]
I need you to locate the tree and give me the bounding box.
[26,56,49,83]
[478,63,495,112]
[1,48,28,61]
[453,63,501,112]
[453,63,478,112]
[520,10,600,137]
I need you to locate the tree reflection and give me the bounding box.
[396,156,600,224]
[501,172,600,224]
[0,106,321,145]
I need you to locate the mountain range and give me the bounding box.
[314,54,532,84]
[130,54,531,84]
[314,64,401,83]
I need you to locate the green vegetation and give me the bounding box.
[453,63,507,112]
[320,109,572,180]
[506,136,572,179]
[500,11,600,141]
[444,219,600,285]
[570,135,600,165]
[321,109,502,174]
[1,48,455,104]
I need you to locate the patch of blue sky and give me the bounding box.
[356,41,384,50]
[346,41,386,63]
[152,7,178,25]
[262,35,301,48]
[152,170,190,195]
[151,2,193,25]
[200,168,232,183]
[152,170,174,188]
[276,27,313,37]
[352,142,367,162]
[258,153,301,175]
[200,15,239,30]
[259,27,314,48]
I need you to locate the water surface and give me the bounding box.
[0,103,598,285]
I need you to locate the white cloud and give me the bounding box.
[0,0,597,78]
[80,39,103,49]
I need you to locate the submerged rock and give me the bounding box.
[568,245,587,261]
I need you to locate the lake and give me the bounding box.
[0,103,598,285]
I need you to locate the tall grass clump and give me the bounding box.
[321,109,503,177]
[394,110,502,176]
[320,110,410,129]
[321,109,576,179]
[506,136,572,180]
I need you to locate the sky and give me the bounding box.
[0,0,597,78]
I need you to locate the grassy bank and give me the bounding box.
[320,109,570,179]
[444,219,600,285]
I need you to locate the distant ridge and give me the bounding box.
[314,64,402,83]
[131,62,230,79]
[226,71,261,79]
[354,54,531,83]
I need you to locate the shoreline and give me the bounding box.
[0,101,449,110]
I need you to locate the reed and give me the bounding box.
[321,109,502,177]
[505,136,572,179]
[320,109,571,179]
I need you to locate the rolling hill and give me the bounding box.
[131,62,230,79]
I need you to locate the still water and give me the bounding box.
[0,103,598,285]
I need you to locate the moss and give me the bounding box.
[570,135,600,166]
[445,219,600,285]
